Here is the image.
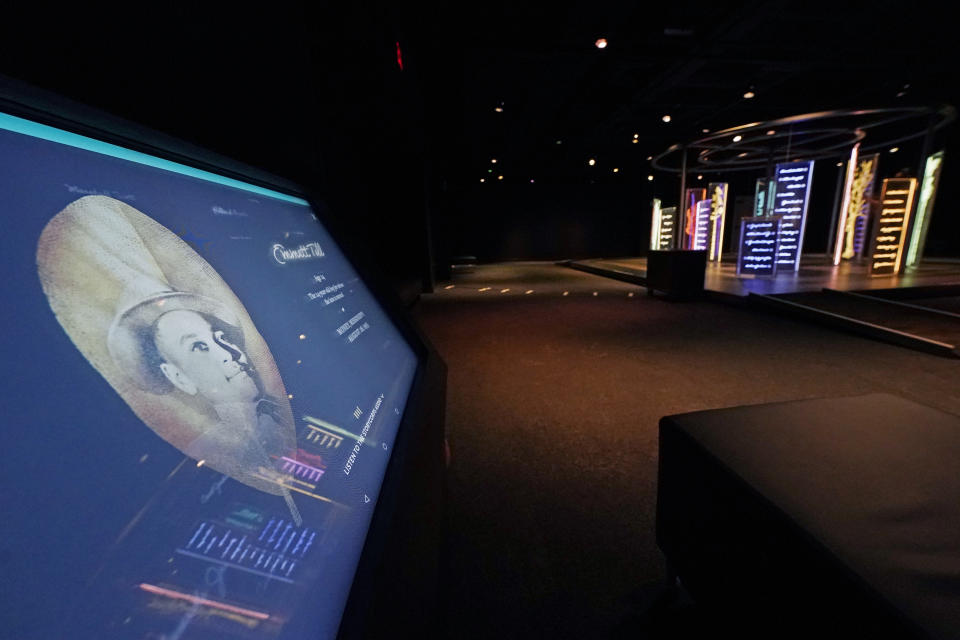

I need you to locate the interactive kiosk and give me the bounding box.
[0,79,446,640]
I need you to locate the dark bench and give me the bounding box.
[657,393,960,639]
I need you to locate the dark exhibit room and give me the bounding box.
[3,1,960,639]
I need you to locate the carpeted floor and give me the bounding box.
[411,263,960,639]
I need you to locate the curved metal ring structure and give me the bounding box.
[651,106,956,174]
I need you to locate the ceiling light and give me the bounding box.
[647,175,654,181]
[737,152,748,157]
[743,90,755,99]
[732,135,742,142]
[491,158,497,163]
[480,178,485,182]
[836,162,843,167]
[697,174,703,180]
[890,147,899,153]
[632,139,639,143]
[595,38,608,49]
[646,156,653,161]
[494,106,503,113]
[530,179,535,183]
[767,130,776,135]
[662,115,672,123]
[633,133,639,139]
[702,128,710,133]
[498,175,504,180]
[613,168,619,173]
[588,158,596,166]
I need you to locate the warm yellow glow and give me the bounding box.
[632,139,639,144]
[498,175,503,180]
[628,292,634,297]
[613,168,619,173]
[592,292,598,296]
[588,158,596,166]
[633,133,639,139]
[500,288,510,293]
[480,178,485,183]
[525,290,533,294]
[494,106,503,113]
[647,175,654,181]
[737,152,748,157]
[697,174,703,180]
[733,135,742,142]
[196,460,205,468]
[890,147,899,153]
[743,90,755,99]
[646,156,653,161]
[595,38,608,48]
[444,284,455,289]
[562,291,569,296]
[834,144,860,265]
[299,334,306,340]
[479,287,491,291]
[288,394,294,399]
[662,115,672,123]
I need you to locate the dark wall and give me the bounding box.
[0,1,431,302]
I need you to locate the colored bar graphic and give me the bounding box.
[905,150,944,267]
[707,182,728,262]
[138,583,270,620]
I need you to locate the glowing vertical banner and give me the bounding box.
[870,177,917,276]
[834,149,879,263]
[905,151,944,267]
[656,206,677,251]
[707,182,728,262]
[754,178,775,217]
[650,198,662,250]
[683,188,707,249]
[737,216,781,277]
[772,160,814,271]
[691,200,711,251]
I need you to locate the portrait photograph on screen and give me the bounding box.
[0,110,419,639]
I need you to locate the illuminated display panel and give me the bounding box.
[656,206,677,250]
[649,198,662,250]
[737,216,781,277]
[683,188,707,249]
[772,160,814,271]
[870,177,918,276]
[0,111,419,639]
[753,178,775,217]
[905,151,944,267]
[691,199,711,251]
[707,182,728,262]
[834,148,879,264]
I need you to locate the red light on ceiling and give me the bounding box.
[396,41,403,71]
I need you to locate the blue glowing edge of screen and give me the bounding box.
[0,112,310,206]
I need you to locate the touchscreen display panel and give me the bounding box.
[0,111,419,639]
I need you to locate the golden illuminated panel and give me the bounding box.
[869,177,917,276]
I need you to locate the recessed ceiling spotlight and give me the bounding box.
[836,162,843,167]
[890,147,899,153]
[633,133,639,139]
[647,175,654,181]
[732,135,742,142]
[595,38,608,49]
[480,178,485,182]
[737,152,748,157]
[632,139,639,144]
[613,168,619,173]
[697,174,703,180]
[498,175,504,180]
[743,90,755,99]
[766,130,776,135]
[491,158,497,163]
[588,158,596,166]
[662,115,672,123]
[702,128,710,133]
[646,156,653,161]
[494,106,503,113]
